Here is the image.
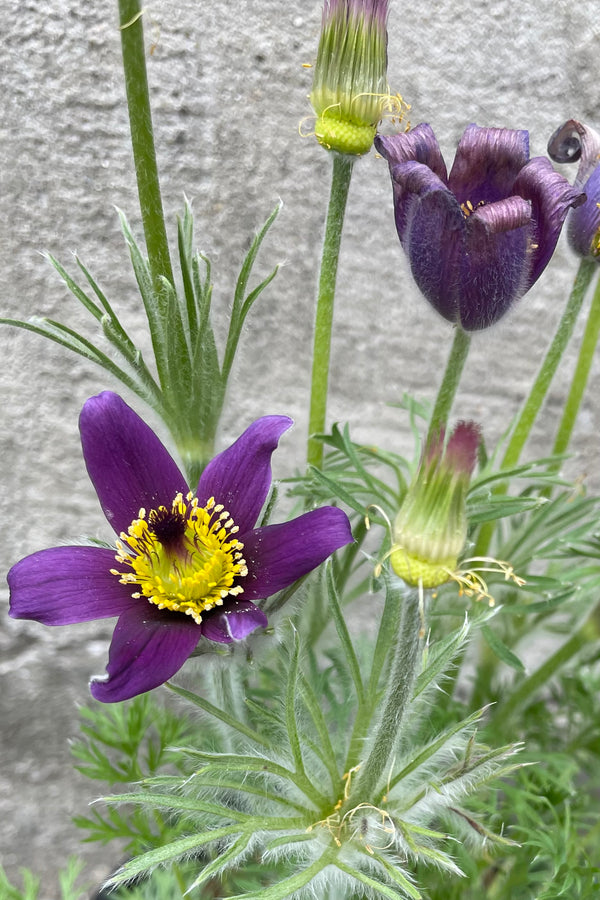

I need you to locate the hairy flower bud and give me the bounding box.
[391,421,480,588]
[309,0,397,156]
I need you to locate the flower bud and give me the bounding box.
[391,421,480,588]
[310,0,393,156]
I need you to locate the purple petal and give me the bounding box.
[376,124,448,183]
[201,599,268,643]
[548,119,600,187]
[197,416,293,535]
[8,546,139,625]
[513,157,586,285]
[457,198,532,330]
[469,196,532,234]
[239,506,353,601]
[80,392,188,535]
[90,605,201,703]
[572,122,600,187]
[568,164,600,258]
[448,125,529,205]
[389,160,465,324]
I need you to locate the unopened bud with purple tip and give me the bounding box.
[391,421,481,589]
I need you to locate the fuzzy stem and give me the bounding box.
[491,606,600,731]
[427,326,471,443]
[349,584,421,803]
[552,269,600,458]
[475,258,596,559]
[307,154,354,469]
[501,257,595,470]
[118,0,174,288]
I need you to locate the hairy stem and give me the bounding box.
[119,0,174,288]
[427,326,471,442]
[502,257,595,470]
[475,258,595,558]
[307,154,354,469]
[552,269,600,458]
[349,584,421,803]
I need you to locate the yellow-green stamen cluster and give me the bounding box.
[111,492,248,624]
[309,0,404,156]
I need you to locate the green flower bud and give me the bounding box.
[391,421,481,589]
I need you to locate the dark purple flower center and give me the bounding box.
[148,506,186,549]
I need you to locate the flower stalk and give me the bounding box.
[118,0,174,289]
[502,257,596,470]
[552,270,600,457]
[348,582,421,804]
[308,153,354,468]
[475,257,596,558]
[427,326,472,444]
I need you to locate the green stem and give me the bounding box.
[502,257,595,471]
[491,607,600,731]
[307,154,354,469]
[427,326,471,442]
[552,269,600,457]
[118,0,174,288]
[348,584,421,804]
[475,258,595,558]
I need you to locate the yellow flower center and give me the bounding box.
[110,492,248,624]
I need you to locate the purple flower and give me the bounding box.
[8,392,353,703]
[548,119,600,260]
[375,124,584,330]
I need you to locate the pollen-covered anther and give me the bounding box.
[110,493,248,622]
[446,557,525,607]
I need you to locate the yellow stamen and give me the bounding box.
[111,492,248,624]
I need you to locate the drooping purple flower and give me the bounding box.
[375,124,585,330]
[8,392,353,703]
[548,119,600,260]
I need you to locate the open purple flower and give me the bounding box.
[8,392,353,703]
[375,124,584,330]
[548,119,600,260]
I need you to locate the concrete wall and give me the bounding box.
[2,0,599,890]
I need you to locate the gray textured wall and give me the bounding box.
[2,0,600,891]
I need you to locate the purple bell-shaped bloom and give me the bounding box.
[548,119,600,260]
[375,124,584,330]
